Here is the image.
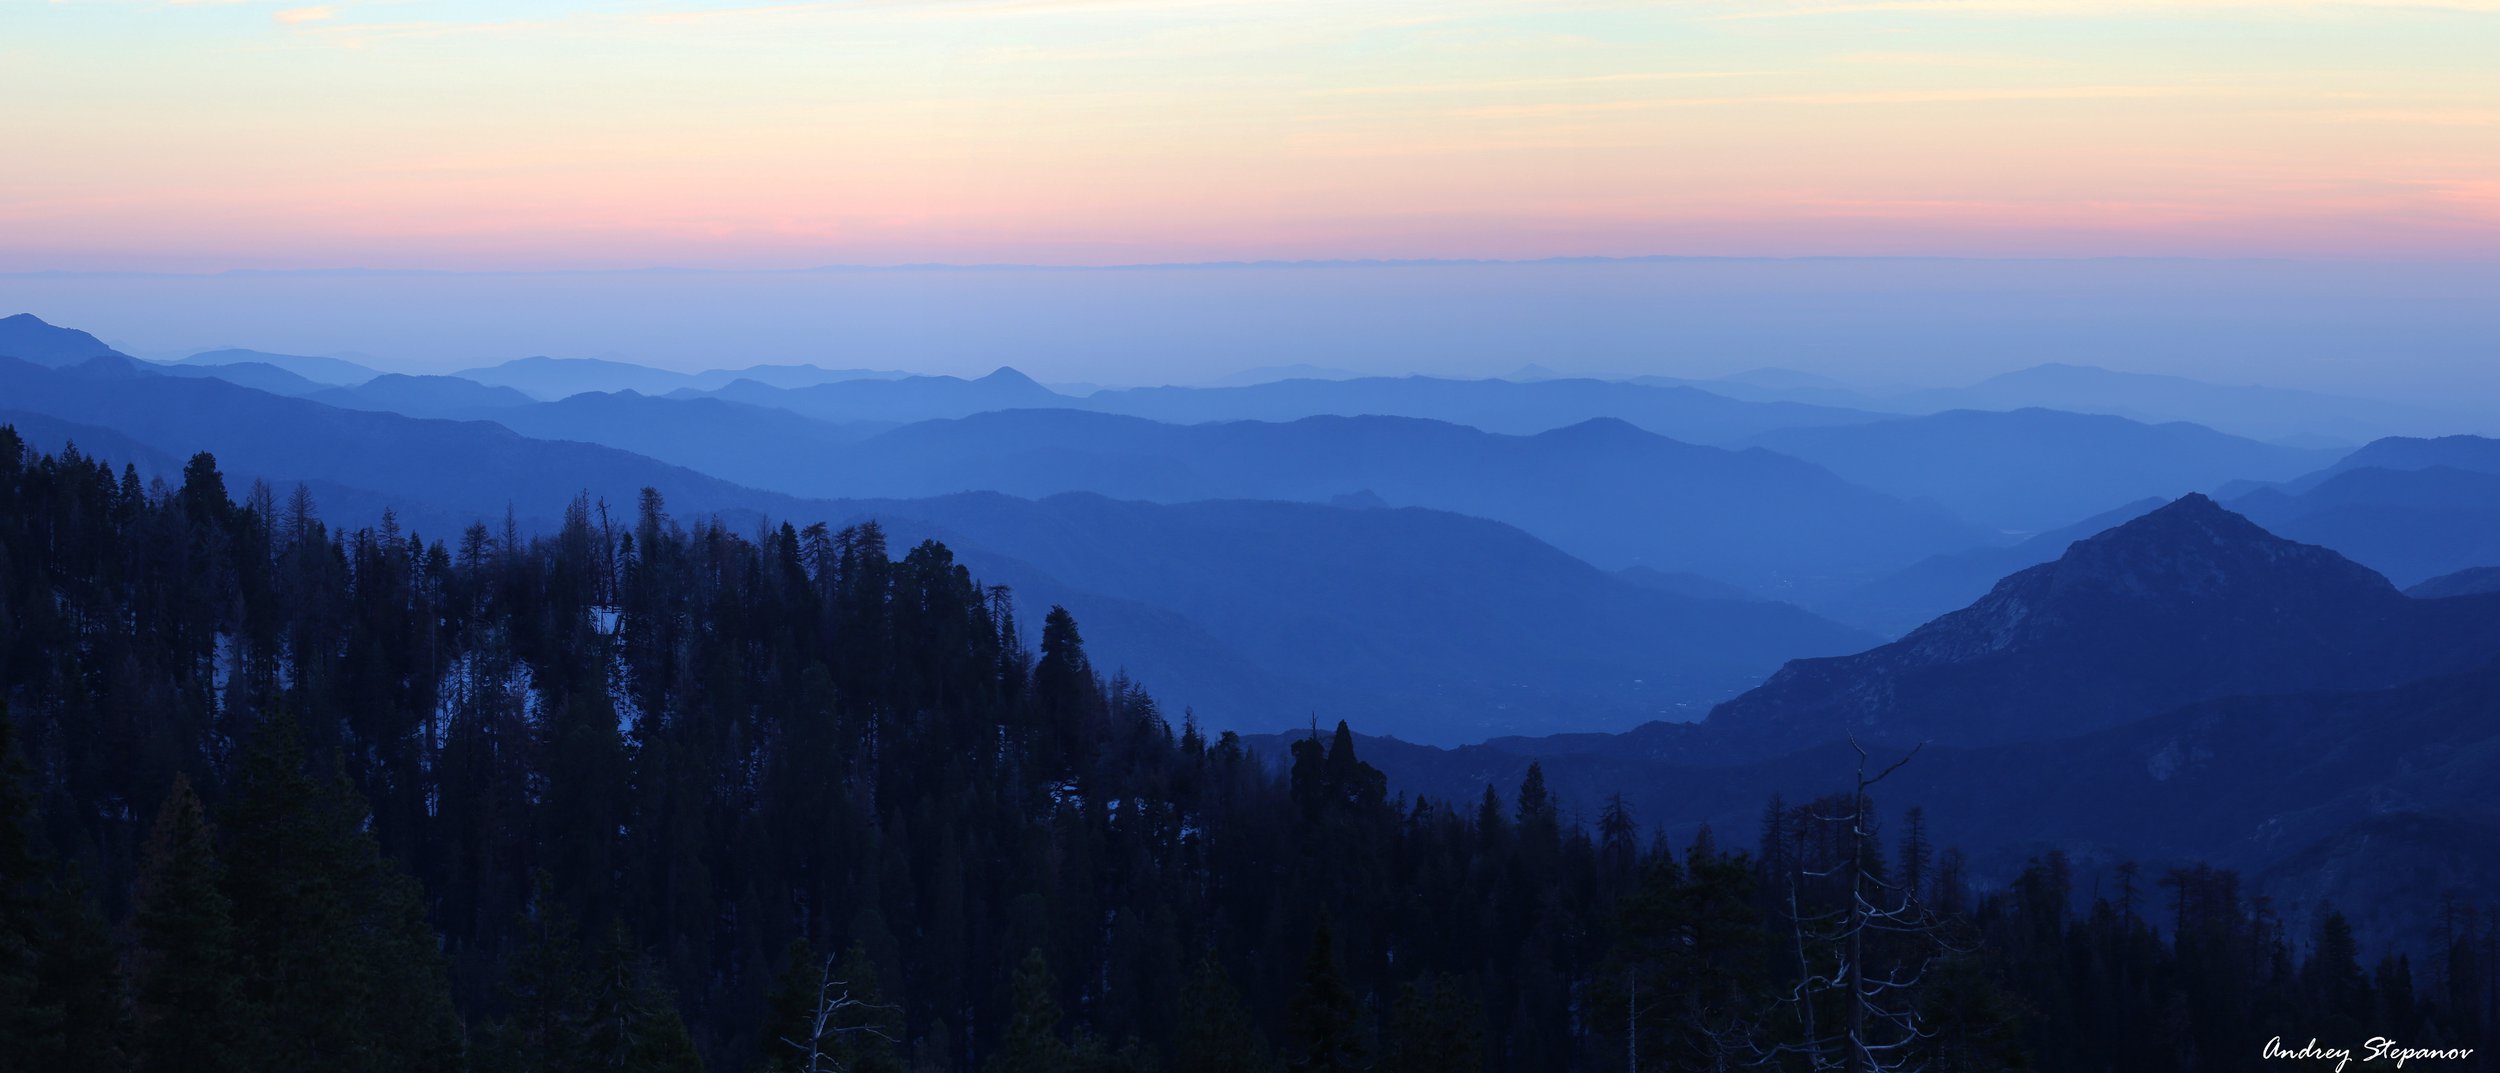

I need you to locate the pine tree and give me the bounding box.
[33,874,135,1073]
[992,948,1072,1073]
[485,875,590,1073]
[579,921,705,1073]
[0,706,54,1058]
[1173,953,1263,1073]
[133,776,252,1073]
[1284,920,1366,1073]
[2302,908,2372,1040]
[222,712,463,1073]
[1381,974,1479,1073]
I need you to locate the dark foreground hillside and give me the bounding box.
[1,431,2492,1073]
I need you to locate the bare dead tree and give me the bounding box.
[782,955,902,1073]
[1720,737,1963,1073]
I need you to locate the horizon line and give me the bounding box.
[0,252,2352,280]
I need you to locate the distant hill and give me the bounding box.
[1896,362,2462,443]
[2233,464,2500,587]
[1703,494,2500,753]
[1199,363,1363,387]
[787,409,1989,590]
[0,313,128,367]
[681,363,907,391]
[152,360,331,397]
[689,367,1070,424]
[480,391,889,484]
[1075,375,1887,444]
[2312,434,2500,482]
[180,347,378,386]
[454,355,700,399]
[2408,565,2500,599]
[312,373,538,416]
[1630,369,1894,411]
[1810,497,2165,636]
[1615,566,1765,604]
[1748,408,2333,531]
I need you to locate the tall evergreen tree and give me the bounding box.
[1381,975,1480,1073]
[1173,953,1263,1073]
[0,706,54,1059]
[992,948,1072,1073]
[1284,920,1366,1073]
[132,777,251,1073]
[221,712,462,1073]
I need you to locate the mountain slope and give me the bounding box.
[1812,498,2165,636]
[1747,408,2334,531]
[2308,433,2500,482]
[2233,465,2500,587]
[1341,654,2500,959]
[0,313,128,367]
[1703,494,2500,753]
[2408,566,2500,599]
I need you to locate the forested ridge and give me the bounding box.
[0,428,2492,1072]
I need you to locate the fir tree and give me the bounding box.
[1173,953,1263,1073]
[993,948,1073,1073]
[1381,974,1480,1073]
[132,776,251,1073]
[1284,920,1366,1073]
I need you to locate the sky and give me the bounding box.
[5,0,2498,271]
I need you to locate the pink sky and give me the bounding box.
[5,1,2496,270]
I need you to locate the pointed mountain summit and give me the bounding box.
[0,313,130,368]
[1704,494,2500,755]
[979,365,1041,386]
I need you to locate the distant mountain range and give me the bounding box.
[1649,361,2469,445]
[1748,408,2334,531]
[2226,435,2500,587]
[154,360,333,397]
[1067,374,1887,444]
[761,409,1989,590]
[0,351,1870,742]
[313,373,538,415]
[179,347,380,386]
[1894,362,2462,445]
[690,367,1071,423]
[457,354,912,399]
